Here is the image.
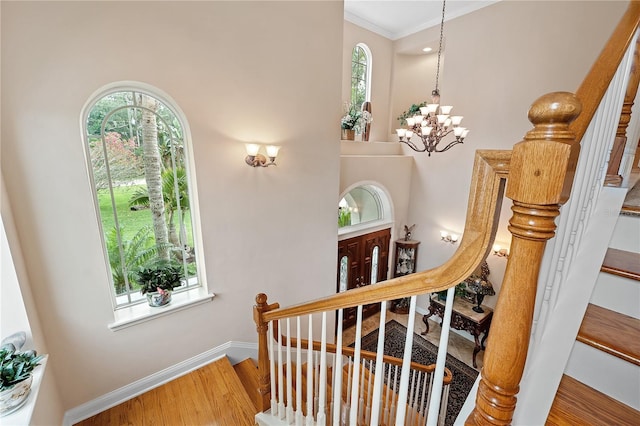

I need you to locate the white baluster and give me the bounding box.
[358,358,366,424]
[408,369,417,426]
[314,352,320,418]
[438,385,450,426]
[390,365,398,422]
[395,295,417,425]
[270,319,277,417]
[349,305,363,426]
[296,317,303,426]
[332,309,344,426]
[426,289,453,426]
[306,315,314,426]
[342,358,352,426]
[317,311,328,425]
[370,301,387,426]
[383,363,392,425]
[365,359,373,425]
[419,371,429,426]
[287,318,294,424]
[278,319,285,420]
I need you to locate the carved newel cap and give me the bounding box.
[525,92,582,142]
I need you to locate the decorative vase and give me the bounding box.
[0,376,32,417]
[341,129,355,141]
[146,290,172,307]
[361,101,372,142]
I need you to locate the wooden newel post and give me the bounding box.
[253,293,279,413]
[466,92,582,425]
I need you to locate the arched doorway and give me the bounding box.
[337,184,393,328]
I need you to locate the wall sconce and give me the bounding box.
[440,230,459,244]
[245,144,280,167]
[492,244,509,258]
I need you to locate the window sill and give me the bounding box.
[108,288,215,331]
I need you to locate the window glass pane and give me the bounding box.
[370,246,379,284]
[85,90,199,308]
[350,45,369,110]
[339,256,349,292]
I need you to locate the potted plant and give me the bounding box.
[340,102,362,140]
[0,343,44,415]
[137,259,184,307]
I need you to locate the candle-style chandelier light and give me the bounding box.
[396,0,469,156]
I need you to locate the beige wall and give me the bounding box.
[390,0,628,310]
[1,0,343,412]
[343,21,394,142]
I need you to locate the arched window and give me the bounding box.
[338,184,391,231]
[350,43,372,110]
[83,85,203,309]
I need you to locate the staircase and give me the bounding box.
[547,191,640,424]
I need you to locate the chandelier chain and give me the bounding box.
[434,0,446,94]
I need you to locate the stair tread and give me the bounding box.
[547,374,640,425]
[601,248,640,281]
[233,358,260,412]
[577,303,640,366]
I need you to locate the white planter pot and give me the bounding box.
[0,375,32,416]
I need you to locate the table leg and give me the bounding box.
[421,314,430,335]
[472,331,481,369]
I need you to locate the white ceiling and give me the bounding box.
[344,0,499,41]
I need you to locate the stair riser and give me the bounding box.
[566,341,640,410]
[610,214,640,252]
[591,272,640,318]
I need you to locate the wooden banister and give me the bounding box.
[253,293,279,412]
[262,150,510,324]
[466,92,583,425]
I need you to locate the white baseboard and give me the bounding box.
[63,341,257,426]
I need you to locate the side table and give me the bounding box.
[421,296,493,368]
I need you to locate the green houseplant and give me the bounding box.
[136,259,184,307]
[0,343,44,415]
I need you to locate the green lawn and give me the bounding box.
[98,185,193,245]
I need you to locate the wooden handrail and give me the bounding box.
[562,1,640,199]
[262,150,510,324]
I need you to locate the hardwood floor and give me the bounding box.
[75,308,482,425]
[75,357,257,426]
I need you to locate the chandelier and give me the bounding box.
[396,0,468,156]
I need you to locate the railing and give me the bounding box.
[256,306,454,425]
[254,2,640,425]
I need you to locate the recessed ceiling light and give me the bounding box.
[422,47,433,53]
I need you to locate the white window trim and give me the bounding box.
[109,287,215,331]
[80,81,210,320]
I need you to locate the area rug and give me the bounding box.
[356,319,478,426]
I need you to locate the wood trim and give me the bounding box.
[262,150,510,323]
[577,303,640,366]
[601,247,640,280]
[547,374,640,425]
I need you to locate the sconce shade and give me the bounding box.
[266,145,280,158]
[245,144,260,156]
